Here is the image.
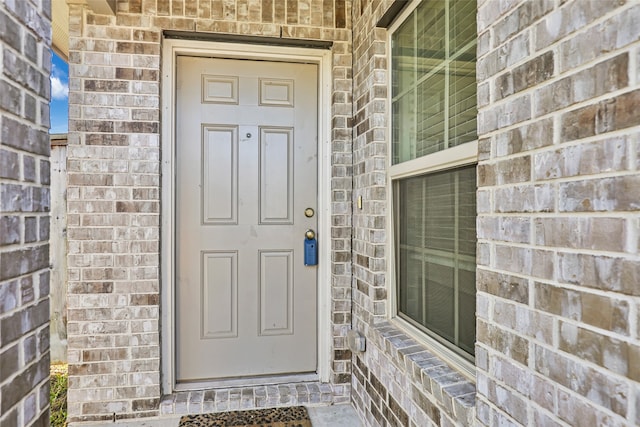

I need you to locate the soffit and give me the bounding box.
[51,0,116,62]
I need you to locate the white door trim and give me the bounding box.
[160,39,333,393]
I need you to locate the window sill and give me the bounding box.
[369,320,476,424]
[392,316,476,380]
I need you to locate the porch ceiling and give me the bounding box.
[52,0,116,61]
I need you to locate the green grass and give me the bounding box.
[50,364,68,427]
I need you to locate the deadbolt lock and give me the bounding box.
[304,208,315,218]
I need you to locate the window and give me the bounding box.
[390,0,477,360]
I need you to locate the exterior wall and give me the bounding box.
[476,0,640,425]
[66,0,352,421]
[0,0,52,426]
[350,1,477,426]
[352,1,640,427]
[65,0,640,425]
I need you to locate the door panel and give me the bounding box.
[259,250,294,336]
[260,127,293,224]
[201,251,237,339]
[176,56,318,382]
[202,125,238,224]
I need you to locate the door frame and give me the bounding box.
[160,38,333,393]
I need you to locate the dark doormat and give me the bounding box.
[178,406,312,427]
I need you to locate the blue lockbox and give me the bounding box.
[304,237,318,266]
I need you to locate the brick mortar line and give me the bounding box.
[476,391,575,427]
[482,160,638,181]
[479,294,638,345]
[69,116,161,120]
[478,275,640,308]
[534,1,639,59]
[478,239,640,262]
[479,37,639,92]
[0,46,48,74]
[484,45,638,104]
[480,247,639,266]
[81,25,348,37]
[478,78,640,131]
[478,209,640,218]
[0,246,51,261]
[478,343,637,401]
[477,211,640,221]
[481,169,640,186]
[0,316,49,353]
[479,134,639,165]
[479,341,637,422]
[479,0,637,58]
[484,186,640,205]
[77,65,162,71]
[0,94,52,124]
[482,314,638,352]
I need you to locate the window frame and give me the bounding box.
[386,0,479,379]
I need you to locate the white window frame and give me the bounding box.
[386,0,478,380]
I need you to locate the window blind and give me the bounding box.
[391,0,477,164]
[396,165,477,356]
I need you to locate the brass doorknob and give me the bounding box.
[305,229,315,240]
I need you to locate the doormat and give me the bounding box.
[178,406,312,427]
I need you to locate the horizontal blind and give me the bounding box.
[392,0,477,165]
[396,165,477,356]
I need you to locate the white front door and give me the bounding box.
[175,56,318,382]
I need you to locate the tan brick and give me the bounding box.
[561,90,640,142]
[534,1,622,49]
[83,348,129,362]
[116,41,160,55]
[477,0,640,425]
[558,176,640,212]
[477,216,531,244]
[537,345,629,416]
[535,53,629,117]
[534,136,628,181]
[478,320,529,366]
[535,217,628,252]
[477,269,529,304]
[559,4,640,72]
[534,281,629,334]
[115,67,158,81]
[559,322,634,375]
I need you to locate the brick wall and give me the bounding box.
[352,0,475,426]
[352,0,640,426]
[0,0,52,426]
[350,1,476,426]
[66,0,353,421]
[476,0,640,425]
[65,0,640,424]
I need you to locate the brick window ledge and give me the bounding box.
[369,321,476,425]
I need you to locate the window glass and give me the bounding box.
[391,0,477,359]
[396,165,477,356]
[449,0,477,54]
[449,61,477,148]
[391,0,477,164]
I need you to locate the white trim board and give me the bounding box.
[160,39,333,393]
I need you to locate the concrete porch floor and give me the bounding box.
[70,405,362,427]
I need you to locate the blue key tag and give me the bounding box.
[304,237,318,266]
